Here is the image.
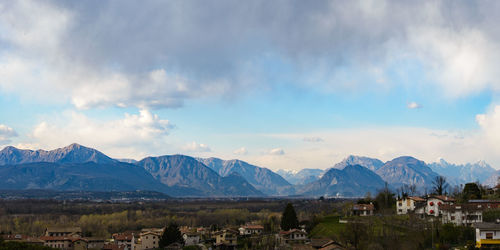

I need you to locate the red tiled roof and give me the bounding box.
[112,233,133,241]
[279,229,303,235]
[352,204,374,211]
[39,236,74,241]
[431,195,455,202]
[408,196,426,202]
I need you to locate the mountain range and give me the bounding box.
[276,168,324,185]
[197,157,292,195]
[0,144,497,198]
[428,159,497,185]
[297,165,386,197]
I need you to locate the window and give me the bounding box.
[486,233,493,239]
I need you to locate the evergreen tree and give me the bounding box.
[463,183,482,200]
[280,203,299,231]
[159,222,184,248]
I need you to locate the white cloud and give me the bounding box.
[24,109,174,159]
[233,147,248,155]
[303,136,324,142]
[183,142,211,153]
[268,148,285,155]
[475,105,500,164]
[2,1,500,109]
[408,26,499,97]
[0,124,17,144]
[407,102,422,109]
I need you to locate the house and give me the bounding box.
[113,232,134,249]
[39,236,86,250]
[474,222,500,248]
[239,225,264,235]
[396,196,426,215]
[214,229,238,248]
[279,229,309,245]
[468,200,500,209]
[87,237,106,249]
[44,227,82,237]
[310,238,344,249]
[440,204,484,226]
[182,232,200,246]
[352,203,374,216]
[425,195,454,217]
[131,231,161,250]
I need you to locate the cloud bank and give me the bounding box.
[2,0,500,109]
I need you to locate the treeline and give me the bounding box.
[0,199,344,237]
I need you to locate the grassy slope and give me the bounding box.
[309,215,345,238]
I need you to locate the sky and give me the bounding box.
[1,0,500,171]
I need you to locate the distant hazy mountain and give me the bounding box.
[484,170,500,187]
[137,155,263,197]
[0,161,173,193]
[117,158,138,164]
[297,165,386,197]
[198,157,291,195]
[376,156,439,189]
[333,155,384,171]
[428,159,496,185]
[276,169,324,185]
[0,143,117,165]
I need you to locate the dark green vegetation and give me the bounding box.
[462,182,482,200]
[280,203,299,231]
[159,222,184,248]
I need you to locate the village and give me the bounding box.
[1,183,500,250]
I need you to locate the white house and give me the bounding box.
[474,222,500,248]
[396,196,426,215]
[279,229,308,245]
[239,225,264,235]
[352,204,374,216]
[182,232,200,246]
[425,195,454,217]
[440,204,483,226]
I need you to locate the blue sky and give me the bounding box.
[1,0,500,170]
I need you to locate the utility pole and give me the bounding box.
[431,218,434,249]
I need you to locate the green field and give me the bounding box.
[309,215,345,238]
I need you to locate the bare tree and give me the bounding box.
[432,176,448,195]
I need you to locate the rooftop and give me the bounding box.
[474,222,500,230]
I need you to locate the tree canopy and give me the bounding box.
[280,203,299,231]
[159,222,184,248]
[463,183,482,200]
